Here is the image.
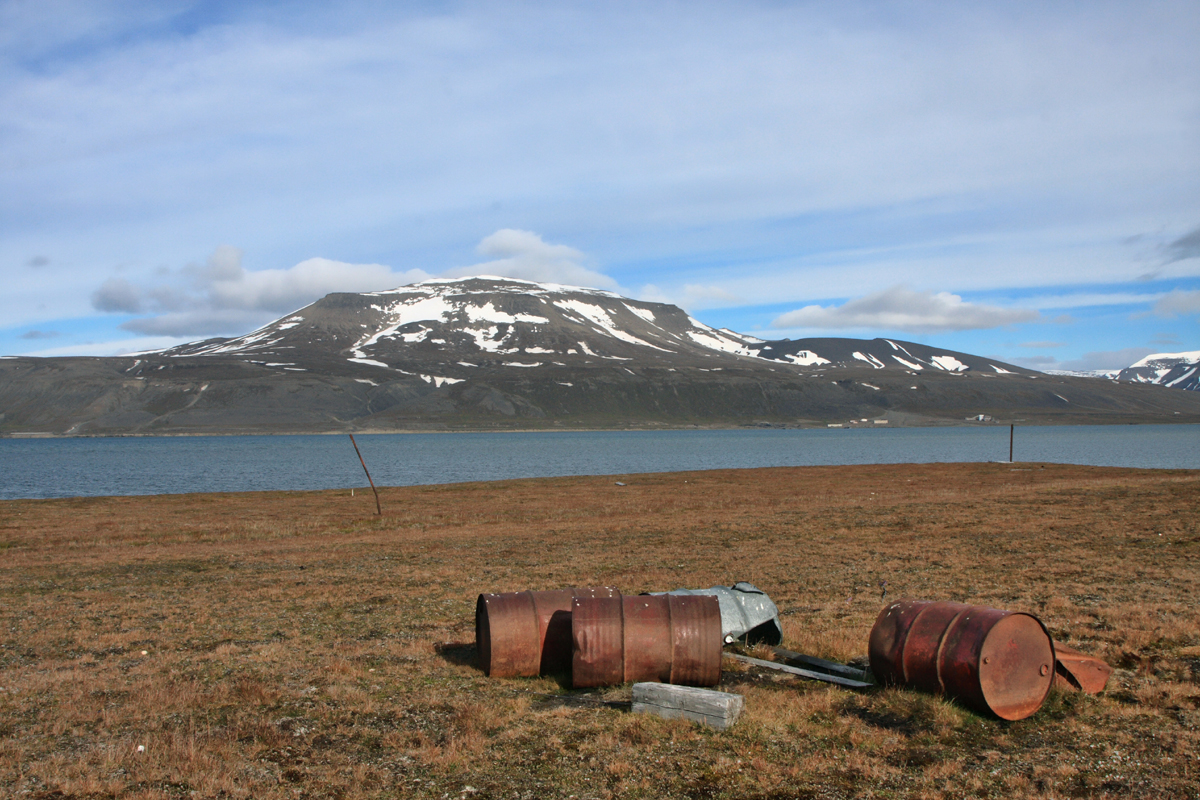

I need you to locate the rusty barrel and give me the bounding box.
[868,599,1055,720]
[571,593,722,688]
[476,587,618,677]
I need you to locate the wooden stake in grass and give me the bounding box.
[348,434,382,515]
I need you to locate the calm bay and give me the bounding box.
[2,424,1198,500]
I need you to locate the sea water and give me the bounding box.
[1,425,1197,500]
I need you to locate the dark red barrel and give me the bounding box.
[571,593,722,688]
[868,599,1056,720]
[476,587,618,677]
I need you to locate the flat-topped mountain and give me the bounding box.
[3,278,1199,435]
[156,277,1030,378]
[161,277,769,372]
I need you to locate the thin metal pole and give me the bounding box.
[349,434,382,515]
[1009,424,1014,462]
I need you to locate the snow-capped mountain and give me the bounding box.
[159,277,1031,378]
[5,278,1198,436]
[162,277,765,375]
[1117,351,1200,391]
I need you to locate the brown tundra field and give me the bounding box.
[1,462,1198,799]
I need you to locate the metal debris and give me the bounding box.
[1053,642,1113,694]
[726,653,873,689]
[771,646,871,681]
[653,581,783,645]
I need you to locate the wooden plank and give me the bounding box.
[633,682,743,715]
[726,653,873,689]
[631,682,744,730]
[771,647,869,680]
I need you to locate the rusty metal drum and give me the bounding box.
[868,599,1055,721]
[571,593,722,688]
[476,587,618,677]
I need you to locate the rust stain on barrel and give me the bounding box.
[572,593,722,688]
[869,599,1055,720]
[666,594,723,685]
[571,594,626,688]
[476,587,617,678]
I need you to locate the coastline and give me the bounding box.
[4,415,1198,439]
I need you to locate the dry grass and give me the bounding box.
[1,462,1198,799]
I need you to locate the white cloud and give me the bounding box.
[18,335,194,358]
[1166,224,1200,262]
[102,231,609,339]
[102,246,430,337]
[634,284,671,304]
[772,286,1039,333]
[1005,347,1160,372]
[98,231,614,340]
[1004,354,1057,369]
[121,309,274,338]
[91,277,143,313]
[633,282,742,310]
[1153,289,1200,317]
[1018,291,1166,310]
[443,229,617,290]
[205,253,422,312]
[1059,348,1157,372]
[680,284,742,309]
[4,3,1200,356]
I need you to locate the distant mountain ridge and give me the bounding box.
[3,277,1199,435]
[1117,350,1200,391]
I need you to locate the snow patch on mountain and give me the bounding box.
[419,374,464,387]
[853,351,886,369]
[465,301,548,326]
[625,304,657,323]
[784,350,830,366]
[1166,367,1197,387]
[556,299,674,352]
[349,355,390,369]
[931,355,968,372]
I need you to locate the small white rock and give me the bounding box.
[137,745,145,753]
[141,650,148,656]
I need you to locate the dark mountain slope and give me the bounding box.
[3,278,1199,435]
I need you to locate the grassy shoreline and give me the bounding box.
[2,463,1198,799]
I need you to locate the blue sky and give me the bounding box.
[2,0,1199,370]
